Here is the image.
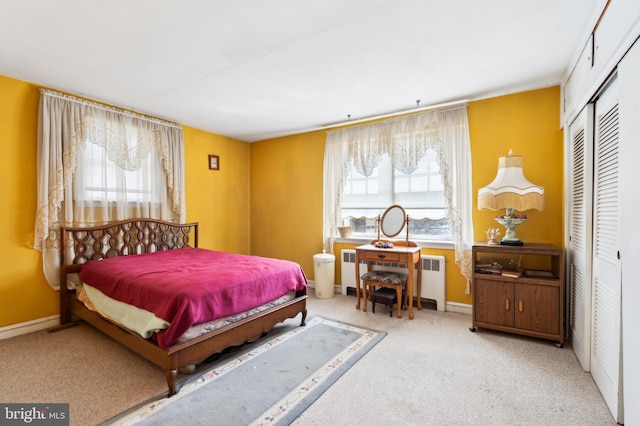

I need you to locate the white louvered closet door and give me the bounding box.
[591,76,623,423]
[568,105,593,372]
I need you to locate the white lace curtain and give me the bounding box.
[34,89,186,289]
[323,105,474,288]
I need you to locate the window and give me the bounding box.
[35,89,185,289]
[341,150,451,240]
[323,105,473,284]
[76,130,164,205]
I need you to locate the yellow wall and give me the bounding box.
[250,87,564,306]
[0,71,562,327]
[183,126,250,254]
[0,75,57,325]
[0,75,250,327]
[249,131,325,277]
[468,88,563,245]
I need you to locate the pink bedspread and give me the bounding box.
[79,248,307,349]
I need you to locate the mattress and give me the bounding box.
[77,247,307,348]
[76,283,296,343]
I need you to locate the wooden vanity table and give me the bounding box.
[355,243,422,319]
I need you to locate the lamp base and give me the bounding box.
[499,239,524,246]
[494,210,528,246]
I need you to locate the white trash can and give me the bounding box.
[313,250,335,299]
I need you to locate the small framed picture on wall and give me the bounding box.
[208,155,220,170]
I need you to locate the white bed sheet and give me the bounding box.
[76,282,295,343]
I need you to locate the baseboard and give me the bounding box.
[445,302,472,315]
[311,281,472,316]
[0,315,60,340]
[306,281,341,291]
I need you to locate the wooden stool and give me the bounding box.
[361,270,408,318]
[371,287,398,317]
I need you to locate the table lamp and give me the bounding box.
[477,150,544,245]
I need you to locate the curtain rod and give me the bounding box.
[39,88,182,129]
[322,99,468,131]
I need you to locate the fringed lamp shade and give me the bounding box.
[478,155,544,211]
[478,153,544,245]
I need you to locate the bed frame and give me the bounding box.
[54,218,307,396]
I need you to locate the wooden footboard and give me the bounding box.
[56,218,308,396]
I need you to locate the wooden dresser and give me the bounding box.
[470,243,564,346]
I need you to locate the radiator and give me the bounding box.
[340,249,446,312]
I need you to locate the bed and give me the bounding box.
[55,218,308,396]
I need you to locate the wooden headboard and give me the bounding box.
[58,218,198,325]
[60,219,198,266]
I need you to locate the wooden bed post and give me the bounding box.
[49,224,79,332]
[167,370,178,396]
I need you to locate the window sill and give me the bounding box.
[333,237,454,250]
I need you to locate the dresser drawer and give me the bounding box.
[360,250,403,263]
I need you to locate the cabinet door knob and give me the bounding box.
[518,300,524,312]
[505,299,510,311]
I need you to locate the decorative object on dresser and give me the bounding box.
[470,243,564,347]
[477,150,544,246]
[485,228,501,245]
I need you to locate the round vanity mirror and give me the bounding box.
[380,204,406,238]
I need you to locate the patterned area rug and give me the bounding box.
[105,316,385,425]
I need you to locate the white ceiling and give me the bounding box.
[0,0,602,142]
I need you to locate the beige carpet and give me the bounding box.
[0,290,616,426]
